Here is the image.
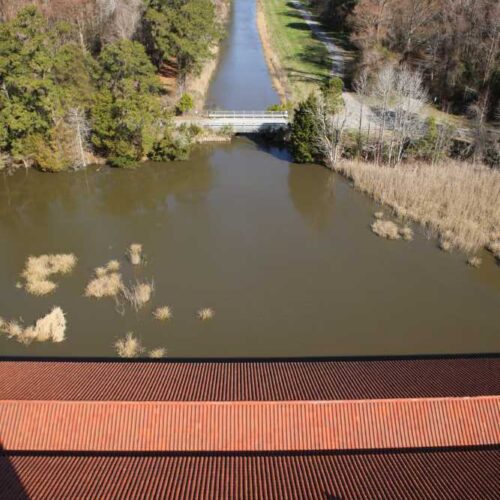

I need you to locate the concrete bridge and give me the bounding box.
[177,110,289,133]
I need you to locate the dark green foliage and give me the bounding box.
[290,94,320,163]
[144,0,222,81]
[91,40,163,168]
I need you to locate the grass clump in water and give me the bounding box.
[0,307,66,344]
[399,226,414,241]
[198,307,214,321]
[467,256,482,268]
[153,306,172,321]
[115,332,143,358]
[85,271,123,299]
[127,243,143,265]
[371,220,400,240]
[374,211,384,219]
[21,254,77,296]
[149,347,167,358]
[122,280,154,310]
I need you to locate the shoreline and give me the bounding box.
[185,0,232,110]
[256,0,290,104]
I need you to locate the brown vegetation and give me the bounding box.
[467,256,482,268]
[334,160,500,254]
[153,306,172,321]
[0,307,66,344]
[21,254,77,296]
[198,308,215,321]
[371,219,400,239]
[149,347,167,358]
[122,280,154,310]
[85,271,123,299]
[114,332,143,358]
[127,243,143,265]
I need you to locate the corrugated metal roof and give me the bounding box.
[1,397,498,452]
[0,355,498,401]
[2,448,499,499]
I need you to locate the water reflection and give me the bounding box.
[288,164,336,231]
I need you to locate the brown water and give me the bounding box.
[0,0,499,357]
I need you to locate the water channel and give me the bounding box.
[0,0,498,357]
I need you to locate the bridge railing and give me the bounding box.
[205,110,289,120]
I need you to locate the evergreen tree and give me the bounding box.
[291,94,321,163]
[92,40,163,167]
[144,0,221,83]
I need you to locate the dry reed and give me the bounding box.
[21,253,77,296]
[467,256,482,268]
[149,348,167,358]
[399,226,414,241]
[85,272,123,298]
[371,220,401,240]
[198,308,214,321]
[122,280,154,310]
[374,211,384,219]
[127,244,143,265]
[0,307,66,344]
[115,332,143,358]
[333,160,500,254]
[153,306,172,321]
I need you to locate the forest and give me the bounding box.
[309,0,499,120]
[0,0,224,171]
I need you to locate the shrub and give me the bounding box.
[176,93,194,115]
[115,332,143,358]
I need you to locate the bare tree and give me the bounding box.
[315,95,350,168]
[66,107,90,169]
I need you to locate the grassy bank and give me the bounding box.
[257,0,331,102]
[332,160,500,257]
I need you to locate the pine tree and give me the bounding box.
[291,94,321,163]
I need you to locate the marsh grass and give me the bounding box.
[115,332,143,358]
[0,307,66,344]
[399,226,414,241]
[467,256,482,268]
[85,272,123,298]
[374,211,384,219]
[334,160,500,254]
[153,306,172,321]
[371,220,400,240]
[21,253,77,296]
[198,308,214,321]
[122,280,154,311]
[149,347,167,358]
[127,244,143,265]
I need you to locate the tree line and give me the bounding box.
[0,1,223,171]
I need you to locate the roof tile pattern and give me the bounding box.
[2,448,499,499]
[0,356,498,401]
[1,397,498,452]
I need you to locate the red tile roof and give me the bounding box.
[2,448,499,499]
[1,397,498,452]
[1,355,498,401]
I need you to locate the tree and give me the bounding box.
[91,40,163,167]
[291,93,321,163]
[144,0,222,85]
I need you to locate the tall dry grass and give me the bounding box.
[115,332,143,358]
[122,280,154,311]
[21,254,77,295]
[0,307,66,345]
[334,160,500,254]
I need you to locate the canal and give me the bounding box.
[0,0,498,357]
